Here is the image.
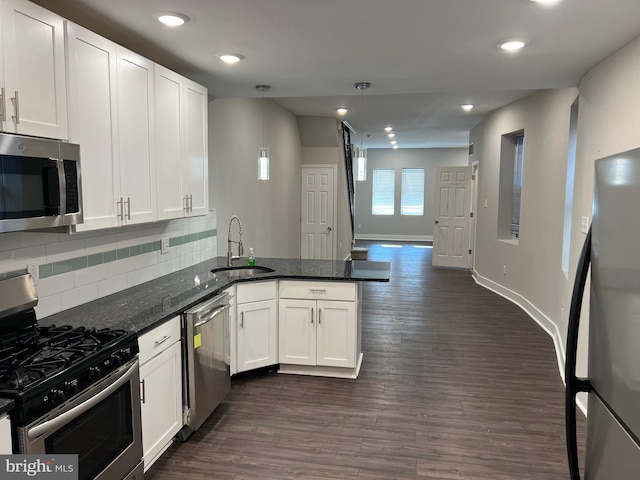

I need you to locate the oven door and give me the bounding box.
[18,359,143,480]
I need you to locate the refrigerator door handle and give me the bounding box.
[565,227,593,480]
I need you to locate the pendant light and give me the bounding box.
[256,84,271,180]
[355,82,370,181]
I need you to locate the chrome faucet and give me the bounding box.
[227,215,244,266]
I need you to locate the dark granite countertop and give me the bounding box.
[0,398,14,415]
[40,257,390,335]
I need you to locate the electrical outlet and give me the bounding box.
[484,198,488,208]
[581,216,590,234]
[28,263,39,284]
[503,265,507,275]
[161,238,170,254]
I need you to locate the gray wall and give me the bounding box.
[209,98,302,258]
[470,33,640,405]
[354,148,468,240]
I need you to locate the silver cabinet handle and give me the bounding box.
[125,197,131,220]
[240,312,244,328]
[311,307,314,324]
[117,197,124,221]
[309,289,327,294]
[140,379,146,404]
[188,194,193,213]
[11,91,19,124]
[318,308,322,325]
[154,335,171,346]
[0,87,5,122]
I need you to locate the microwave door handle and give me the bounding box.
[29,360,138,441]
[42,160,62,216]
[56,159,66,215]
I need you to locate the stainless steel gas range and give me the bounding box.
[0,274,143,480]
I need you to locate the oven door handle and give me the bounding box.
[29,360,138,441]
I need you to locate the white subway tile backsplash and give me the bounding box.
[3,211,217,318]
[62,283,99,310]
[0,233,21,252]
[97,274,128,297]
[36,272,75,297]
[35,294,63,318]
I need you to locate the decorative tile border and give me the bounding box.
[2,229,216,280]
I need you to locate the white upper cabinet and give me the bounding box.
[67,24,158,231]
[66,23,120,230]
[156,65,209,220]
[0,0,68,139]
[183,78,208,216]
[116,47,156,225]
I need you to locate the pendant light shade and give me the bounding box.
[258,147,270,180]
[355,82,370,182]
[256,85,271,180]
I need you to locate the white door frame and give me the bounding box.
[301,164,338,260]
[470,160,479,272]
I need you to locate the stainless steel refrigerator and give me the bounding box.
[566,148,640,479]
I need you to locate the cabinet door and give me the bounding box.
[279,299,316,366]
[237,299,277,373]
[140,340,182,471]
[0,0,68,139]
[155,65,185,220]
[66,23,120,231]
[316,300,356,368]
[0,415,11,454]
[183,78,208,216]
[116,47,156,225]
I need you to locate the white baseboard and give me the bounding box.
[355,234,433,242]
[472,269,587,416]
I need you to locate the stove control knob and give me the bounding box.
[88,366,102,382]
[49,389,66,405]
[120,349,132,362]
[64,381,79,397]
[110,354,122,368]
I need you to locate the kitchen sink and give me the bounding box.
[211,265,275,277]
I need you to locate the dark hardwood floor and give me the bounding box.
[146,242,586,479]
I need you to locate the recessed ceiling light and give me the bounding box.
[499,39,527,51]
[219,54,244,64]
[393,145,399,149]
[154,12,190,26]
[390,140,397,145]
[461,104,474,112]
[530,0,561,4]
[337,108,349,115]
[384,126,393,132]
[387,133,395,138]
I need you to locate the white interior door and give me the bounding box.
[301,166,336,259]
[432,166,472,268]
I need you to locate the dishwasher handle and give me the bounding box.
[193,303,230,328]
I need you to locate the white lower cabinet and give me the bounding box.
[0,414,11,453]
[279,299,356,368]
[234,282,278,374]
[138,317,182,471]
[279,281,360,378]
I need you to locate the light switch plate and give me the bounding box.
[581,216,590,234]
[28,263,39,284]
[161,238,170,254]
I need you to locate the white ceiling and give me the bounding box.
[33,0,640,148]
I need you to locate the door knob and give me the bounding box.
[327,226,332,232]
[435,220,439,224]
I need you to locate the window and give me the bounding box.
[401,168,425,215]
[498,130,525,242]
[512,134,525,238]
[372,169,395,215]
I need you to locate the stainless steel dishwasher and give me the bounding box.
[179,292,231,439]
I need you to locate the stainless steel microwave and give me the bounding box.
[0,134,82,233]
